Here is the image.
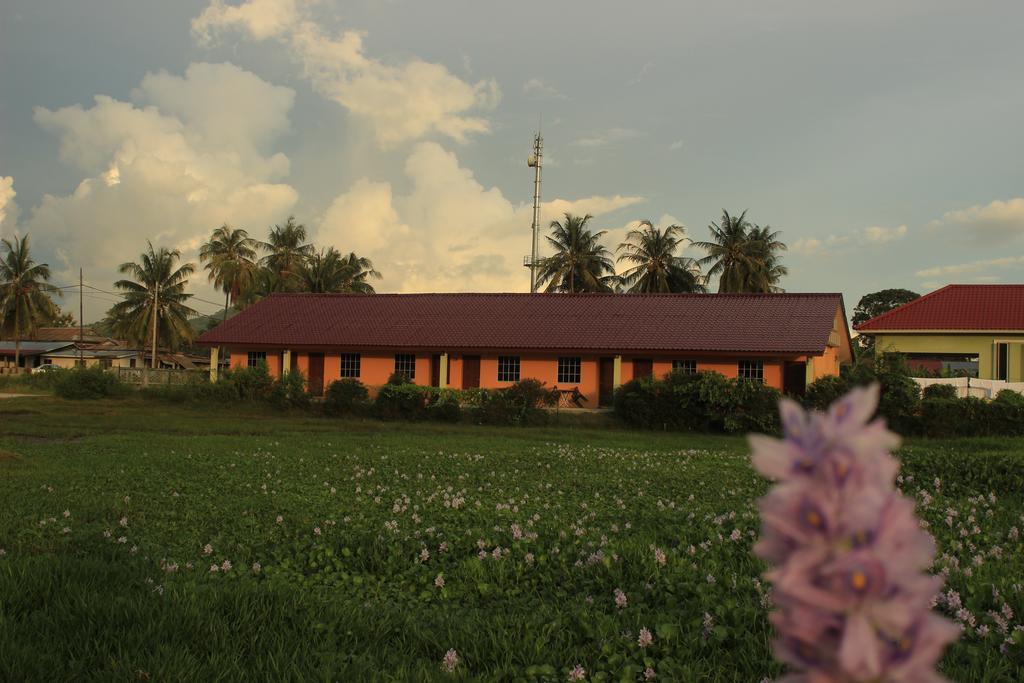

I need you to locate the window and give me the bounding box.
[497,355,520,382]
[557,356,582,384]
[738,360,764,383]
[394,353,416,380]
[247,351,267,368]
[996,343,1009,381]
[341,353,361,379]
[672,359,698,375]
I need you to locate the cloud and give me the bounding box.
[862,224,907,243]
[23,62,298,318]
[627,61,655,86]
[192,0,302,41]
[571,127,640,148]
[928,197,1024,245]
[0,176,17,230]
[668,139,685,151]
[192,0,500,147]
[522,78,566,100]
[790,224,905,256]
[914,255,1024,279]
[790,234,851,256]
[316,142,644,292]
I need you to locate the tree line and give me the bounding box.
[2,208,789,357]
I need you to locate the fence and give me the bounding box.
[912,376,1024,399]
[117,368,205,386]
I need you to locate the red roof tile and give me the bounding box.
[855,285,1024,332]
[197,292,847,355]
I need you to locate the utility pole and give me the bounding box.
[150,282,160,369]
[78,268,84,368]
[524,127,543,292]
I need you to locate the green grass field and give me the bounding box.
[1,396,1022,681]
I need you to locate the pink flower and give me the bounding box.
[643,667,656,680]
[654,547,666,566]
[434,574,445,588]
[751,384,958,682]
[638,627,653,648]
[441,648,459,673]
[568,664,586,680]
[614,588,627,609]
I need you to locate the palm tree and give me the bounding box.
[616,221,706,293]
[692,210,787,293]
[108,243,197,366]
[746,225,788,293]
[297,249,383,294]
[199,225,258,323]
[0,235,60,368]
[337,251,381,294]
[260,216,313,284]
[236,266,289,309]
[536,213,619,293]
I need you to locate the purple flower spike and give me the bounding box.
[751,383,958,682]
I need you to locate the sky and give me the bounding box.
[2,0,1023,322]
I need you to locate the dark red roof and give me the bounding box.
[855,285,1024,332]
[197,292,846,355]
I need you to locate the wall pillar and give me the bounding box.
[439,353,449,388]
[283,349,291,375]
[613,355,622,388]
[805,358,814,386]
[209,347,219,382]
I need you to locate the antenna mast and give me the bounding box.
[524,128,543,292]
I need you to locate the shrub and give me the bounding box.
[218,363,274,401]
[922,383,958,400]
[324,379,370,416]
[54,366,127,400]
[269,371,310,410]
[803,375,849,411]
[426,394,462,423]
[375,383,434,420]
[472,379,558,426]
[613,370,780,435]
[387,371,412,386]
[805,355,920,434]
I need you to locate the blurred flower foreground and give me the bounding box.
[751,384,959,682]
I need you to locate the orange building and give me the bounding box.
[196,293,853,407]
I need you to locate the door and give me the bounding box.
[598,357,615,407]
[430,354,441,387]
[308,353,325,396]
[633,358,653,380]
[462,355,481,389]
[783,361,807,396]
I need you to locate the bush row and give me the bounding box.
[325,375,559,426]
[613,370,782,435]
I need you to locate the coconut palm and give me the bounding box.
[337,251,382,294]
[260,216,313,284]
[616,221,706,293]
[296,249,383,294]
[536,213,618,293]
[108,243,197,366]
[746,225,788,293]
[199,225,258,323]
[236,266,290,309]
[692,210,787,293]
[0,235,60,368]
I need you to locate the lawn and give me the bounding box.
[0,397,1022,682]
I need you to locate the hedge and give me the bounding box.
[613,370,782,435]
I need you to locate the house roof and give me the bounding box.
[197,292,848,355]
[0,341,76,357]
[855,284,1024,333]
[28,327,109,342]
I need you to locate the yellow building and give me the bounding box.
[855,284,1024,381]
